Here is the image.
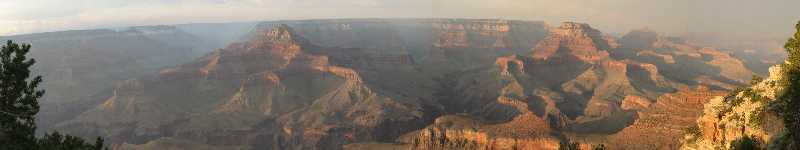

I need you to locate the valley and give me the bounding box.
[4,19,779,150]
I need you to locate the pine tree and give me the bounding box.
[37,132,105,150]
[0,40,45,149]
[773,21,800,148]
[93,137,104,150]
[0,40,105,150]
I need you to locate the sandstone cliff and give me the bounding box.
[398,115,559,150]
[390,21,739,150]
[531,22,612,62]
[681,66,787,149]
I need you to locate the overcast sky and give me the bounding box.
[1,0,799,38]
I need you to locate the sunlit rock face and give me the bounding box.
[681,66,787,150]
[531,22,613,62]
[397,115,560,150]
[36,19,773,150]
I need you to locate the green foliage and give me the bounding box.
[743,88,765,103]
[724,88,747,106]
[93,137,104,150]
[559,140,580,150]
[37,132,105,150]
[730,136,761,150]
[0,40,45,149]
[771,21,800,146]
[767,132,790,150]
[0,40,106,150]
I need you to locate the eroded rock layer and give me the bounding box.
[42,19,768,150]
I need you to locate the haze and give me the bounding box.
[1,0,799,43]
[2,0,799,149]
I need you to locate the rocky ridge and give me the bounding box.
[56,24,430,150]
[681,65,787,149]
[375,22,751,150]
[35,19,771,150]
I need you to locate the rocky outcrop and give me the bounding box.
[597,86,727,149]
[399,115,560,150]
[531,22,612,62]
[681,66,787,149]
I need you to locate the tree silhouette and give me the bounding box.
[0,40,45,149]
[771,20,800,149]
[0,40,104,150]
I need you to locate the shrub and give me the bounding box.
[730,136,761,150]
[559,141,579,150]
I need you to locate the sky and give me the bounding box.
[1,0,799,39]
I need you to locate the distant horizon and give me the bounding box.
[0,17,788,38]
[3,17,791,54]
[2,0,799,39]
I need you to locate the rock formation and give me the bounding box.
[531,22,611,62]
[681,66,787,149]
[54,24,431,150]
[27,19,774,150]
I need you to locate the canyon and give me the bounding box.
[2,19,780,150]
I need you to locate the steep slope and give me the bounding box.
[0,27,229,133]
[389,22,699,150]
[55,24,431,150]
[394,55,562,150]
[681,66,787,150]
[596,86,727,149]
[563,28,760,150]
[388,22,759,150]
[525,22,664,131]
[1,27,211,104]
[36,19,767,150]
[614,29,754,88]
